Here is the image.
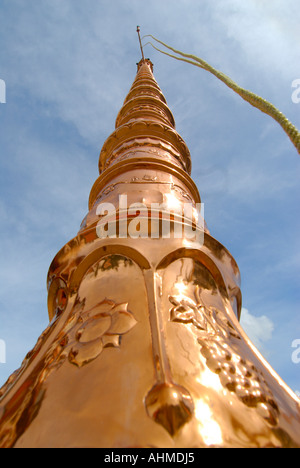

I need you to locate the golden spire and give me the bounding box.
[94,56,191,184]
[0,51,299,448]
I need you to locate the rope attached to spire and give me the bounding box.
[144,35,300,155]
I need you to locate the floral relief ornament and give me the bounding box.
[45,299,137,370]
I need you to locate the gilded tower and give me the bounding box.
[0,58,299,448]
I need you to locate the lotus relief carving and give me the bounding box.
[41,299,137,372]
[68,300,137,367]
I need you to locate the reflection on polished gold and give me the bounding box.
[0,58,299,448]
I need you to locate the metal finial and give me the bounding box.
[136,26,145,61]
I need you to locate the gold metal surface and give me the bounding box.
[0,59,299,448]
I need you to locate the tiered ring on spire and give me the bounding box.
[97,59,192,176]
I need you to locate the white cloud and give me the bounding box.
[212,0,300,81]
[240,307,274,353]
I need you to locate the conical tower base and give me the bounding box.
[0,60,299,448]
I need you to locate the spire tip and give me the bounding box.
[136,25,145,61]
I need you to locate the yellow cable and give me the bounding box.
[145,35,300,155]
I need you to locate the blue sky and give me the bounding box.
[0,0,299,395]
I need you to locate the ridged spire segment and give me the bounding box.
[115,59,175,129]
[98,59,191,177]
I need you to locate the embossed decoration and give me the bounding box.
[169,285,279,426]
[68,300,137,367]
[43,299,137,371]
[200,340,279,426]
[47,277,69,321]
[169,285,240,338]
[172,185,192,202]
